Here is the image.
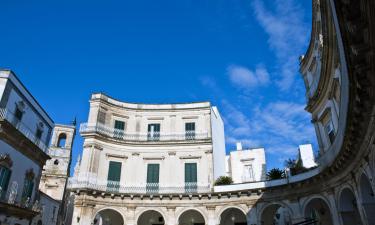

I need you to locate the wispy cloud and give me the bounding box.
[221,100,314,158]
[227,64,270,89]
[252,0,309,91]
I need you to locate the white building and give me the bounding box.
[38,124,76,225]
[0,70,54,225]
[296,144,317,169]
[225,143,266,184]
[69,93,226,196]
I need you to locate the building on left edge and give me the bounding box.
[0,70,75,225]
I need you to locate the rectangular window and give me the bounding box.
[114,120,125,139]
[21,178,34,201]
[97,110,106,125]
[13,107,23,126]
[185,122,196,140]
[0,167,11,199]
[146,164,160,193]
[185,163,197,193]
[36,128,43,140]
[147,124,160,141]
[107,161,122,193]
[325,119,335,144]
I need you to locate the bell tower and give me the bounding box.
[39,124,76,201]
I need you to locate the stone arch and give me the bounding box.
[136,209,166,225]
[177,208,207,225]
[218,206,247,225]
[359,173,375,225]
[93,207,125,225]
[303,196,334,225]
[57,133,67,148]
[338,187,362,225]
[258,202,293,225]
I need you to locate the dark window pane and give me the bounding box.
[185,163,197,193]
[147,164,159,193]
[185,123,196,140]
[107,161,122,193]
[114,120,125,139]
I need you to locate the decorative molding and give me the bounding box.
[143,157,165,160]
[147,117,164,121]
[84,144,103,151]
[179,156,202,160]
[182,116,199,119]
[240,158,255,162]
[105,153,128,159]
[0,153,13,168]
[25,169,35,180]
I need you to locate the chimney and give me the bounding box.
[236,142,243,151]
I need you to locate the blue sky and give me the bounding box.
[1,0,314,171]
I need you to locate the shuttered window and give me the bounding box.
[107,161,122,193]
[185,163,197,193]
[0,167,11,198]
[22,178,34,200]
[146,164,159,193]
[114,120,125,139]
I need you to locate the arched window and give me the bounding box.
[0,154,13,199]
[57,133,67,148]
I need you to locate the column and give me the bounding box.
[326,192,341,225]
[125,206,136,225]
[166,207,176,225]
[71,205,95,225]
[206,206,217,225]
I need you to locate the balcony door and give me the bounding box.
[148,124,160,141]
[114,120,125,139]
[107,161,122,193]
[185,122,196,140]
[185,163,197,193]
[146,164,160,193]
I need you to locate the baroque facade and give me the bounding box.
[0,71,54,225]
[0,70,76,225]
[67,0,375,224]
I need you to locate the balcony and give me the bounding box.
[0,108,49,153]
[0,187,40,220]
[80,123,210,142]
[67,174,210,194]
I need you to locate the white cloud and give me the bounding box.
[227,64,270,88]
[252,0,309,91]
[221,100,315,158]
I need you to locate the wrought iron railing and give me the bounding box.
[80,123,210,142]
[67,174,210,194]
[0,108,49,153]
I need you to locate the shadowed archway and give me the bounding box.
[178,209,206,225]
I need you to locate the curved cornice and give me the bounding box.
[90,93,212,111]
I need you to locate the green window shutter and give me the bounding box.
[114,120,125,130]
[108,161,122,182]
[0,167,11,197]
[147,164,160,183]
[27,181,34,198]
[185,163,197,183]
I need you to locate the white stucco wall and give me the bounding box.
[298,144,317,168]
[0,140,41,203]
[227,147,266,183]
[210,106,226,180]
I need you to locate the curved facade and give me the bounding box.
[68,0,375,224]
